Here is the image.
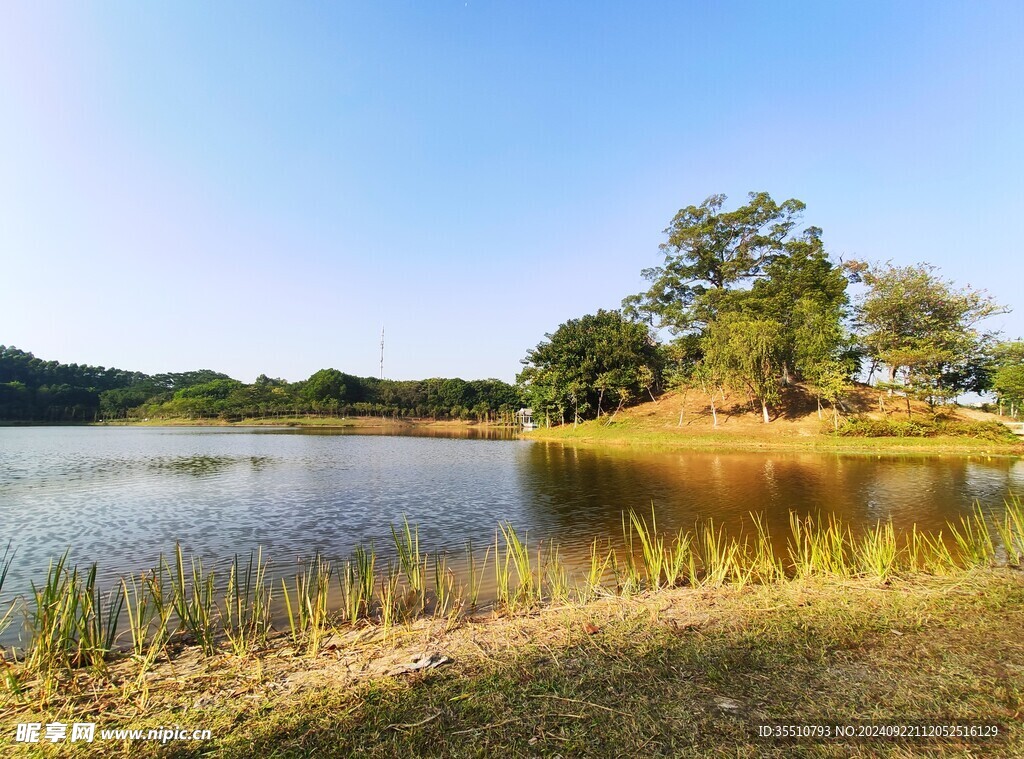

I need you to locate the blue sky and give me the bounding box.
[1,1,1022,383]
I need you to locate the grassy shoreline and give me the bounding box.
[4,504,1024,755]
[3,571,1022,756]
[526,419,1024,456]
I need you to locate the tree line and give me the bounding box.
[517,192,1023,427]
[0,346,521,423]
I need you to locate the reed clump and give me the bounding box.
[340,544,376,626]
[7,496,1024,687]
[0,542,17,641]
[221,549,272,655]
[169,543,217,655]
[26,555,123,674]
[282,553,333,654]
[391,517,427,613]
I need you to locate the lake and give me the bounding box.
[2,426,1023,614]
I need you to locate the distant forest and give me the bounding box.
[0,346,522,423]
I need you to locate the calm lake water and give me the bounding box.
[1,426,1023,613]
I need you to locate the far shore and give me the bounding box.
[91,415,513,430]
[4,405,1022,456]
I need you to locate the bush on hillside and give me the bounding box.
[833,417,1018,442]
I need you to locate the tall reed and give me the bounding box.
[627,509,665,589]
[788,514,851,578]
[948,506,996,567]
[122,564,173,667]
[906,526,956,574]
[392,517,426,611]
[221,549,272,655]
[542,542,569,603]
[579,538,613,602]
[340,544,376,625]
[0,542,16,640]
[169,544,217,655]
[281,553,333,653]
[854,520,899,581]
[616,515,643,595]
[696,519,740,587]
[497,524,536,610]
[663,530,693,588]
[27,555,123,673]
[747,514,782,584]
[378,561,402,635]
[993,495,1024,565]
[433,552,455,617]
[494,529,512,608]
[464,539,489,610]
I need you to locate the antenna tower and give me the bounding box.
[379,326,385,380]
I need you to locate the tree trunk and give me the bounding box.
[710,397,718,428]
[816,395,822,421]
[606,399,624,425]
[761,400,770,424]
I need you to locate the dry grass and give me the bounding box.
[529,383,1024,455]
[3,570,1023,757]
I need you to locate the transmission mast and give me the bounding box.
[379,326,385,380]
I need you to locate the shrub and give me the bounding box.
[833,417,1017,441]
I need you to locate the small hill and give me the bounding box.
[531,382,1022,451]
[621,382,991,431]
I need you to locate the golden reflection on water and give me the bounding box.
[515,442,1024,547]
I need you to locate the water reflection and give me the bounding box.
[270,425,518,441]
[515,442,1024,543]
[146,455,274,477]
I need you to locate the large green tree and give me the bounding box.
[622,192,806,332]
[745,226,852,382]
[303,368,348,409]
[701,314,786,424]
[517,310,660,426]
[856,262,1006,408]
[991,341,1024,417]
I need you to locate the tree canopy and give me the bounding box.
[622,192,807,332]
[517,310,660,426]
[991,341,1024,416]
[855,262,1006,406]
[616,193,856,424]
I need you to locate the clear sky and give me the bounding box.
[1,1,1022,383]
